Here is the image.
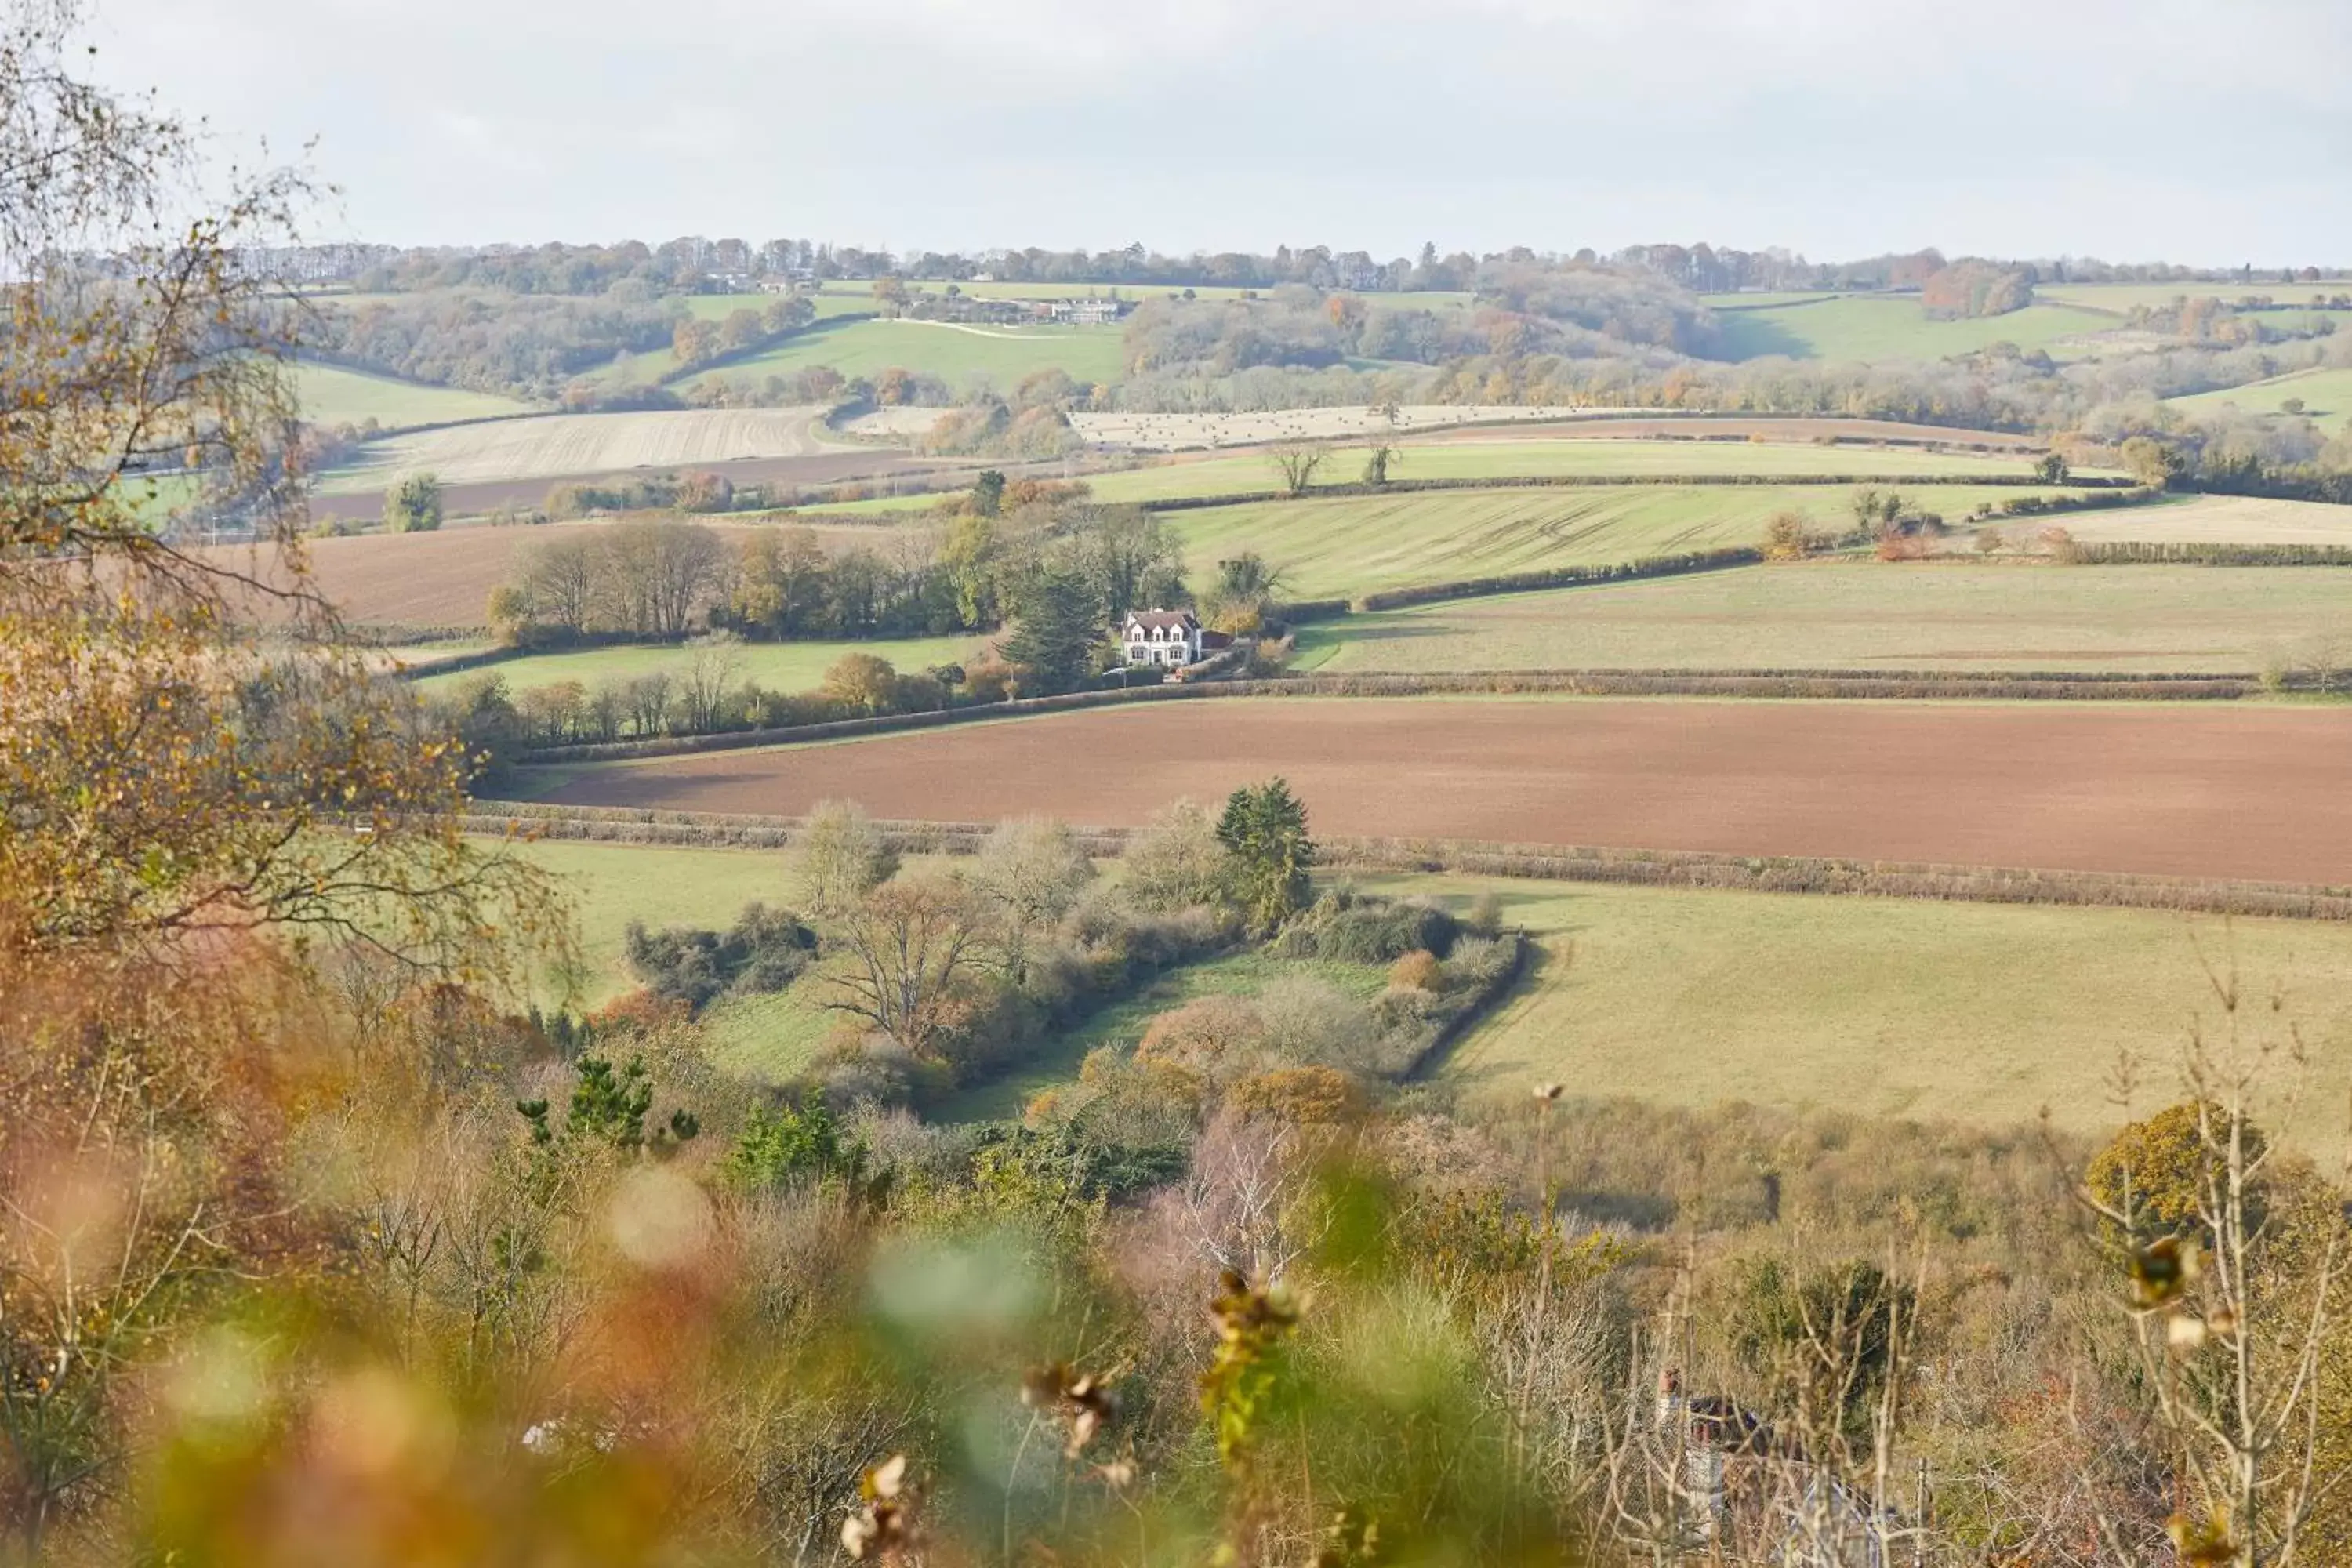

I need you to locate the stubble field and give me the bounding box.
[314,408,840,494]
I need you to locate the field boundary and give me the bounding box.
[509,666,2263,764]
[466,804,2352,922]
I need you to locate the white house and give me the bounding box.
[1123,609,1218,667]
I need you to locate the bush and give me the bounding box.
[1228,1065,1365,1125]
[1274,889,1460,964]
[1388,949,1444,993]
[1136,995,1270,1078]
[623,901,818,1011]
[2085,1101,2267,1240]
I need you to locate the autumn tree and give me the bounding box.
[821,652,901,713]
[1123,798,1236,913]
[1762,510,1820,561]
[673,316,721,365]
[732,524,829,637]
[0,8,550,1547]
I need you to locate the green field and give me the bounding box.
[680,316,1130,392]
[1710,297,2121,363]
[294,361,536,429]
[498,839,795,1002]
[416,633,989,699]
[1167,485,2071,601]
[1291,561,2352,674]
[1360,873,2352,1153]
[489,838,2352,1149]
[2168,365,2352,420]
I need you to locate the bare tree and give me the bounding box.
[1266,442,1328,497]
[797,800,901,922]
[677,631,744,734]
[822,878,982,1059]
[962,817,1092,985]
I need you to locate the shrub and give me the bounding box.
[1228,1065,1365,1125]
[1134,996,1269,1078]
[1388,949,1444,993]
[1274,889,1460,964]
[2086,1101,2267,1240]
[623,901,818,1011]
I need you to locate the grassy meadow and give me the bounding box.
[488,837,2352,1150]
[680,315,1130,391]
[1360,873,2352,1156]
[416,632,989,699]
[2168,365,2352,420]
[1710,297,2120,363]
[1290,561,2352,673]
[1166,484,2067,601]
[295,361,537,429]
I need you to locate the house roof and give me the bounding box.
[1124,609,1198,632]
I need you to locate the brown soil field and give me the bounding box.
[529,699,2352,885]
[204,517,895,628]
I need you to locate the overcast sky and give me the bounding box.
[84,0,2352,265]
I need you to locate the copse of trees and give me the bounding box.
[382,470,443,532]
[1919,260,2037,319]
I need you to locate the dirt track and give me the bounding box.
[533,699,2352,885]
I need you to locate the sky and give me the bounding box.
[84,0,2352,266]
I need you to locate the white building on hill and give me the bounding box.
[1122,608,1229,668]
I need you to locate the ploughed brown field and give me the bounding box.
[206,517,895,627]
[529,698,2352,885]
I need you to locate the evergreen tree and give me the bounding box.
[1001,568,1101,695]
[1216,778,1315,933]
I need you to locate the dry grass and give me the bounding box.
[2056,495,2352,546]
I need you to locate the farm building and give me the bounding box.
[1122,608,1230,667]
[1051,297,1132,325]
